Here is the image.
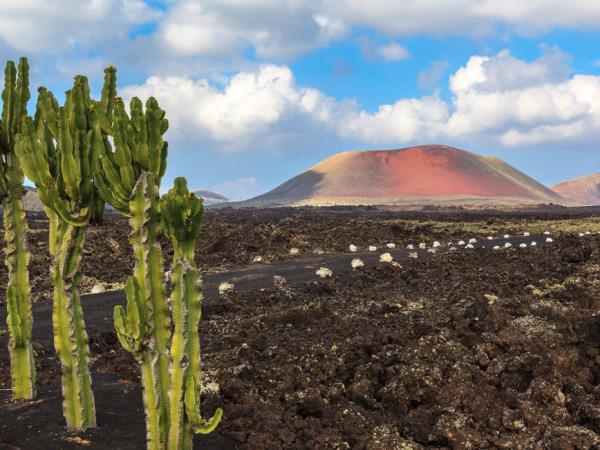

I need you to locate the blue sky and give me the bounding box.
[2,1,600,199]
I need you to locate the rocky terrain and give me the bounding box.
[0,207,599,449]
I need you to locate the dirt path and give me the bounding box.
[1,234,550,342]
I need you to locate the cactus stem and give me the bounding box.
[49,210,96,431]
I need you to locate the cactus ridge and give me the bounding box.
[1,57,35,400]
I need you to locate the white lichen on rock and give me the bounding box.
[351,258,365,269]
[379,252,394,263]
[218,282,234,294]
[316,267,333,278]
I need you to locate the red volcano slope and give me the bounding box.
[552,173,600,206]
[243,145,565,206]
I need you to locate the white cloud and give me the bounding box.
[211,177,261,200]
[157,0,347,59]
[356,36,409,62]
[374,42,409,61]
[339,95,449,143]
[325,0,600,37]
[120,65,343,151]
[0,0,161,53]
[2,1,600,73]
[121,49,600,152]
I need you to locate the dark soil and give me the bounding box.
[0,208,599,449]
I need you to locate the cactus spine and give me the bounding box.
[1,58,35,400]
[14,74,106,431]
[93,67,220,449]
[161,178,222,450]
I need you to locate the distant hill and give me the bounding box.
[552,173,600,206]
[193,190,230,206]
[237,145,566,207]
[14,187,231,211]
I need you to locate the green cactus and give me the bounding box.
[0,57,36,400]
[93,67,220,449]
[161,178,222,450]
[92,69,170,448]
[14,74,107,431]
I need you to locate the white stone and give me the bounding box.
[406,244,414,250]
[458,240,466,246]
[316,267,332,278]
[503,234,510,239]
[91,284,106,294]
[408,251,418,258]
[433,241,441,248]
[586,231,591,235]
[487,236,494,240]
[349,244,358,252]
[218,282,234,295]
[252,255,263,263]
[530,241,537,246]
[386,243,396,249]
[523,232,530,237]
[468,238,477,244]
[465,243,474,249]
[504,242,512,248]
[289,247,300,255]
[351,258,364,269]
[379,252,394,263]
[418,242,426,249]
[493,245,500,250]
[544,231,550,235]
[546,237,553,243]
[368,245,377,251]
[519,243,527,248]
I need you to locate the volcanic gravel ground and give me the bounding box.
[1,206,598,302]
[0,227,599,448]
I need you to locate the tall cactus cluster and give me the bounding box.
[93,67,221,449]
[1,58,220,448]
[1,58,35,400]
[15,73,109,431]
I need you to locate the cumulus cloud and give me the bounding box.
[127,1,600,65]
[120,65,345,151]
[121,48,600,152]
[0,0,161,53]
[157,0,347,59]
[324,0,600,37]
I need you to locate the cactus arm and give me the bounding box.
[162,178,221,449]
[99,66,117,121]
[167,261,187,449]
[3,177,35,400]
[1,57,35,400]
[184,376,223,435]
